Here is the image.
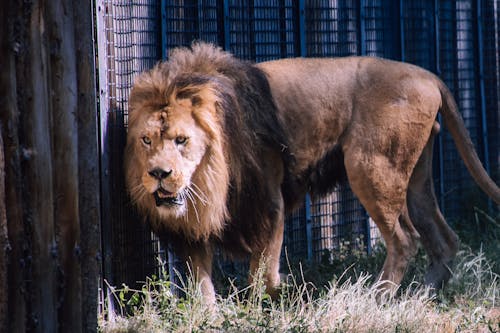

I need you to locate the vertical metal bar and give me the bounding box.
[249,0,256,59]
[297,0,306,56]
[161,0,167,59]
[434,0,441,75]
[223,0,230,50]
[475,0,492,211]
[365,217,372,255]
[386,0,402,60]
[293,0,308,261]
[400,0,405,61]
[95,0,112,286]
[357,0,369,251]
[95,0,115,319]
[305,194,312,262]
[475,0,491,172]
[278,0,287,58]
[358,0,371,254]
[358,0,366,55]
[433,0,446,214]
[198,0,203,38]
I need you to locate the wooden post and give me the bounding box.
[74,1,101,331]
[46,1,82,331]
[0,127,8,333]
[0,0,100,331]
[0,2,27,331]
[20,1,59,330]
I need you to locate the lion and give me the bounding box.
[124,42,500,303]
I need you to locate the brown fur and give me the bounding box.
[124,42,500,302]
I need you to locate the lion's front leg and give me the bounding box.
[249,196,285,300]
[186,243,216,304]
[248,149,286,299]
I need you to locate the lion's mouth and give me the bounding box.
[153,187,184,207]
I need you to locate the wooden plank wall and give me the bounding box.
[0,0,100,332]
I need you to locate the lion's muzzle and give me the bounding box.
[147,167,184,207]
[153,188,184,207]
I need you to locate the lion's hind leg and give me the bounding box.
[407,132,459,289]
[342,149,421,291]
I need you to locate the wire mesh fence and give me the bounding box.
[96,0,163,288]
[95,0,500,289]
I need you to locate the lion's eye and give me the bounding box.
[175,136,188,145]
[142,136,151,145]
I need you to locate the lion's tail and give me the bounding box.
[437,79,500,205]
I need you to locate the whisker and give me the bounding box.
[181,191,190,223]
[188,184,208,205]
[190,182,208,200]
[185,189,201,224]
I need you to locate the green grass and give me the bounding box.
[99,245,499,332]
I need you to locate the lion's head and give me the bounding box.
[125,43,290,247]
[124,50,234,240]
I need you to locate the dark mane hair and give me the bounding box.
[144,42,292,254]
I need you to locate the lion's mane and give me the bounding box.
[125,43,290,252]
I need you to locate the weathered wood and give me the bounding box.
[0,6,11,333]
[0,0,100,331]
[0,1,28,331]
[19,1,58,331]
[74,0,101,332]
[46,0,82,331]
[0,126,8,333]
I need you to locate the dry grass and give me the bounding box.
[99,248,499,332]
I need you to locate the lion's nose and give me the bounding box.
[148,167,172,180]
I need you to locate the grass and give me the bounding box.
[99,245,499,332]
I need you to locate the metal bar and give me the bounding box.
[434,0,446,214]
[399,0,405,61]
[278,0,287,58]
[297,0,306,57]
[161,0,167,59]
[358,0,366,55]
[433,0,441,75]
[358,0,369,251]
[475,0,492,211]
[249,0,256,59]
[365,217,372,255]
[95,0,114,293]
[390,0,403,60]
[305,194,312,262]
[475,0,491,172]
[197,0,202,39]
[223,0,230,50]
